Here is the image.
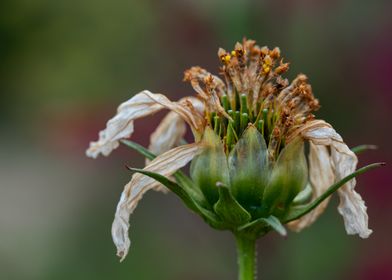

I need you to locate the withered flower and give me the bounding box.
[87,39,383,279]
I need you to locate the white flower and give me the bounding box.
[87,40,378,261]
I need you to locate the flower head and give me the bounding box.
[87,39,382,261]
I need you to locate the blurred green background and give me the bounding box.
[1,0,391,279]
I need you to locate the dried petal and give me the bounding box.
[184,67,232,120]
[111,143,203,261]
[144,92,204,131]
[86,90,203,158]
[301,120,372,238]
[288,143,334,231]
[148,111,186,156]
[148,97,204,157]
[146,97,204,192]
[145,111,186,193]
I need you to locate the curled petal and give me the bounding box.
[148,111,186,157]
[287,119,331,143]
[86,91,162,158]
[301,120,372,238]
[332,145,372,238]
[143,93,204,132]
[111,143,204,261]
[147,97,204,192]
[86,91,203,158]
[146,111,186,193]
[184,67,232,121]
[148,97,204,157]
[184,66,226,96]
[288,143,334,231]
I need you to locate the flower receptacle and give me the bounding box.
[190,126,309,236]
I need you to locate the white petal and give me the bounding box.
[86,90,203,158]
[148,111,186,156]
[146,97,204,192]
[302,120,372,238]
[144,93,204,131]
[332,144,372,238]
[111,143,203,261]
[146,111,186,193]
[148,97,204,157]
[288,143,334,231]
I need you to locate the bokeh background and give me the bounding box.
[1,0,391,279]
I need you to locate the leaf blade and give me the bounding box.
[127,167,223,228]
[121,139,155,160]
[284,162,385,223]
[351,144,378,155]
[121,139,204,201]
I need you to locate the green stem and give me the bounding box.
[235,234,257,280]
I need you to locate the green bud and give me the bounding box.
[262,137,308,218]
[240,94,248,114]
[191,127,230,206]
[221,94,229,111]
[213,115,220,135]
[240,113,249,133]
[228,125,269,211]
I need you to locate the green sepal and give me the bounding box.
[292,184,313,205]
[262,137,308,217]
[213,183,251,227]
[351,144,377,155]
[127,167,224,229]
[238,215,287,237]
[191,127,230,206]
[283,162,385,223]
[228,125,269,209]
[120,139,205,205]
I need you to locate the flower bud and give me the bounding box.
[262,137,308,218]
[191,127,230,205]
[228,125,268,210]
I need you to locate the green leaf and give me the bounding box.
[292,184,313,205]
[121,139,155,160]
[127,167,193,208]
[213,183,251,227]
[238,215,287,236]
[228,125,269,209]
[121,139,205,204]
[262,216,287,236]
[127,167,223,228]
[351,144,377,155]
[191,127,230,206]
[284,162,385,223]
[262,137,308,217]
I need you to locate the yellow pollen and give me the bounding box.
[264,56,272,66]
[263,65,270,73]
[231,50,236,56]
[224,54,231,63]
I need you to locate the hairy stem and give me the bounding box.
[235,234,257,280]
